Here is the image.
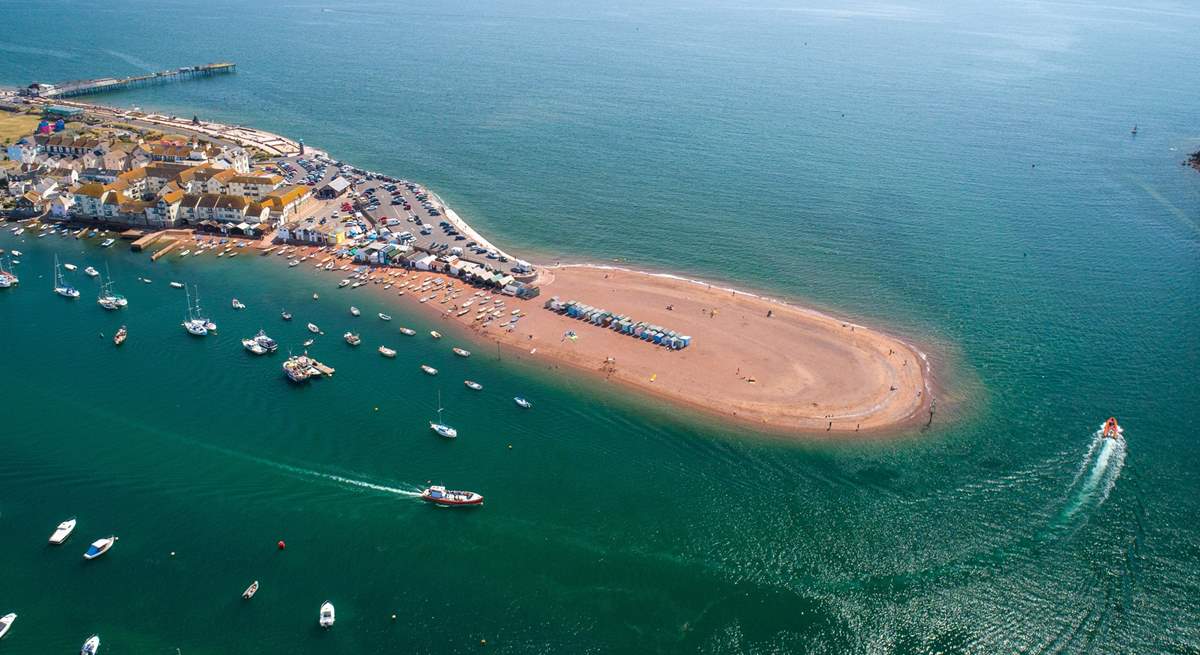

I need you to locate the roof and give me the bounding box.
[74,183,108,198]
[230,174,282,185]
[321,176,351,193]
[264,185,310,208]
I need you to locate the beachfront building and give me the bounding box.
[317,176,350,199]
[35,134,108,157]
[278,216,345,245]
[261,185,312,222]
[226,172,284,199]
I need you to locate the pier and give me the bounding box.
[24,62,235,99]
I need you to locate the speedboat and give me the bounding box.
[113,326,127,346]
[378,313,391,321]
[84,266,99,277]
[307,323,320,334]
[242,581,259,599]
[399,327,416,336]
[319,601,335,629]
[281,310,292,321]
[421,364,438,376]
[350,306,360,316]
[430,331,442,339]
[464,380,483,391]
[84,536,117,560]
[379,345,397,358]
[1102,417,1122,440]
[49,518,77,544]
[420,485,483,506]
[452,347,471,357]
[242,337,268,355]
[0,613,15,640]
[514,396,533,409]
[232,298,246,310]
[254,329,278,352]
[81,635,100,655]
[344,332,361,346]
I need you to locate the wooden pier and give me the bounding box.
[27,62,236,99]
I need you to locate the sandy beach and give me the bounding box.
[323,256,932,436]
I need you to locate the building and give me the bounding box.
[278,217,345,245]
[317,176,351,199]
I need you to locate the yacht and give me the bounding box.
[182,286,213,336]
[81,635,100,655]
[429,391,457,438]
[242,337,268,355]
[514,396,533,409]
[350,306,360,316]
[379,345,397,358]
[0,257,18,288]
[83,536,117,560]
[421,364,438,376]
[344,332,361,346]
[96,268,127,310]
[452,347,471,357]
[254,329,278,352]
[53,255,80,298]
[0,613,14,640]
[464,380,483,391]
[420,485,483,506]
[84,266,99,277]
[113,326,127,346]
[49,518,77,544]
[283,355,312,383]
[378,313,391,321]
[319,601,336,629]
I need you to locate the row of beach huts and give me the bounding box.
[543,297,693,350]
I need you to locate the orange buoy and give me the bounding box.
[277,540,286,550]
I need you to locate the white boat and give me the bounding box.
[319,601,335,629]
[379,345,396,358]
[84,266,99,277]
[178,249,190,256]
[0,613,15,640]
[84,536,117,560]
[303,338,315,347]
[307,323,320,334]
[421,364,438,376]
[378,313,391,321]
[243,581,259,599]
[399,327,416,336]
[63,263,77,271]
[429,391,457,438]
[420,485,483,506]
[53,255,80,298]
[182,285,213,336]
[288,260,299,267]
[232,298,246,310]
[170,281,184,288]
[338,279,351,288]
[81,634,100,655]
[312,292,319,300]
[514,396,533,409]
[452,347,471,357]
[242,337,268,355]
[49,518,77,544]
[281,309,293,321]
[101,238,115,247]
[96,267,127,310]
[344,332,361,346]
[430,331,442,339]
[350,306,360,316]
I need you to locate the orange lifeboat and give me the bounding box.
[1102,417,1121,440]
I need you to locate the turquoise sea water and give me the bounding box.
[1,0,1198,652]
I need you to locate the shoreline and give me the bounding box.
[3,95,939,438]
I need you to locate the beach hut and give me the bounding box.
[679,335,692,348]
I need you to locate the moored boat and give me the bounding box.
[100,238,115,247]
[170,281,184,288]
[378,313,391,321]
[429,390,457,438]
[63,263,77,271]
[242,580,259,599]
[53,255,80,298]
[0,613,15,640]
[350,306,360,316]
[242,337,268,355]
[430,330,442,339]
[83,536,117,560]
[281,309,292,321]
[514,396,533,409]
[81,634,100,655]
[307,322,321,334]
[452,347,471,357]
[319,601,335,628]
[344,332,361,346]
[232,298,246,310]
[464,380,483,391]
[84,266,99,277]
[113,326,127,346]
[421,364,438,375]
[254,329,278,352]
[399,327,416,336]
[379,345,397,358]
[420,485,483,506]
[49,518,77,544]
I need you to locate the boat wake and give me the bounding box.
[1060,426,1127,522]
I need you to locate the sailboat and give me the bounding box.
[429,390,458,438]
[96,265,128,310]
[182,285,215,336]
[0,255,18,288]
[53,255,80,298]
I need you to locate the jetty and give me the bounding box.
[23,62,235,99]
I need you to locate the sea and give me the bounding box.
[0,0,1198,652]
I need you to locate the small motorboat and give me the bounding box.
[0,613,15,640]
[319,601,335,629]
[420,485,483,507]
[338,279,351,288]
[84,266,99,277]
[514,396,533,409]
[49,518,77,544]
[100,238,115,247]
[350,306,360,316]
[312,292,319,300]
[399,327,416,336]
[464,380,483,391]
[378,313,391,321]
[232,298,246,310]
[430,331,442,339]
[142,278,152,284]
[1102,417,1122,440]
[421,364,438,376]
[281,310,293,321]
[170,281,184,289]
[242,580,259,600]
[63,263,77,271]
[303,339,315,347]
[344,332,361,346]
[178,249,190,257]
[307,323,320,334]
[113,326,127,346]
[379,345,397,358]
[452,347,471,357]
[84,536,117,560]
[288,260,299,267]
[81,634,100,655]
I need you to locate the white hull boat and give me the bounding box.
[319,601,335,628]
[84,536,117,560]
[49,518,77,544]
